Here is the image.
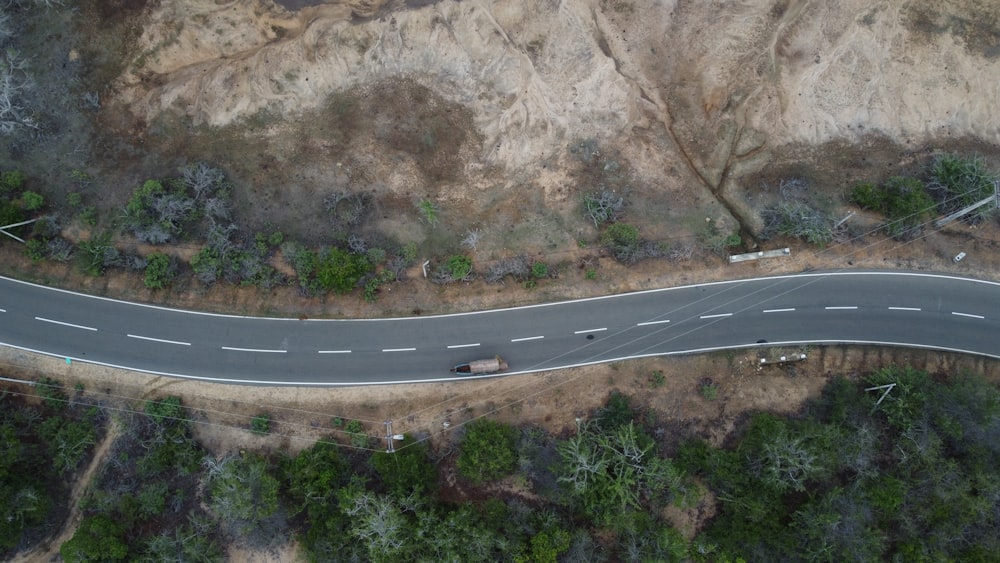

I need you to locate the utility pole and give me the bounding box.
[383,421,404,453]
[0,217,41,243]
[865,383,896,406]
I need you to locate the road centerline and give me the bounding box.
[127,334,191,346]
[221,346,287,353]
[35,316,97,332]
[952,312,985,319]
[511,335,544,342]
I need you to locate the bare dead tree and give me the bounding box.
[0,50,38,134]
[484,255,530,284]
[180,163,227,200]
[461,229,483,250]
[669,243,694,261]
[583,190,625,227]
[347,234,367,254]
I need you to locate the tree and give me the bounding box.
[457,418,518,484]
[371,436,436,496]
[123,179,196,243]
[61,514,130,562]
[140,515,223,563]
[338,485,410,562]
[207,455,280,536]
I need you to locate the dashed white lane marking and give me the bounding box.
[127,334,191,346]
[35,316,97,331]
[636,320,671,326]
[952,312,985,319]
[825,306,858,310]
[0,308,6,312]
[888,307,921,311]
[763,308,795,313]
[511,335,544,342]
[317,350,351,354]
[700,313,732,319]
[382,348,416,352]
[574,327,607,334]
[447,343,481,349]
[221,346,287,353]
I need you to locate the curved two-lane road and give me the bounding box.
[1,271,997,385]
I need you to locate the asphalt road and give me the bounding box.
[1,271,998,386]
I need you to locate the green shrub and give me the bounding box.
[144,396,185,425]
[316,247,371,294]
[143,252,175,290]
[251,414,271,435]
[21,191,44,211]
[849,181,883,211]
[531,261,549,279]
[601,223,641,262]
[931,154,998,219]
[446,254,473,281]
[36,377,67,409]
[344,420,370,448]
[0,170,26,193]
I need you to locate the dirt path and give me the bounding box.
[11,418,121,563]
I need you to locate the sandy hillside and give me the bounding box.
[114,0,1000,215]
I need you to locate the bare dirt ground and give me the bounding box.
[4,0,1000,559]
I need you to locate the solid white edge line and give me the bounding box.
[447,343,481,349]
[7,270,1000,322]
[888,307,921,311]
[382,348,416,352]
[952,312,985,319]
[2,338,997,387]
[699,313,732,319]
[127,334,191,346]
[317,350,351,354]
[762,308,795,313]
[34,316,97,331]
[511,336,544,342]
[221,346,287,353]
[573,328,607,334]
[636,320,670,326]
[825,306,858,310]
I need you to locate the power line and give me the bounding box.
[393,179,1000,451]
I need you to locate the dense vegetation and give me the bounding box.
[4,366,1000,561]
[680,367,1000,561]
[1,380,102,555]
